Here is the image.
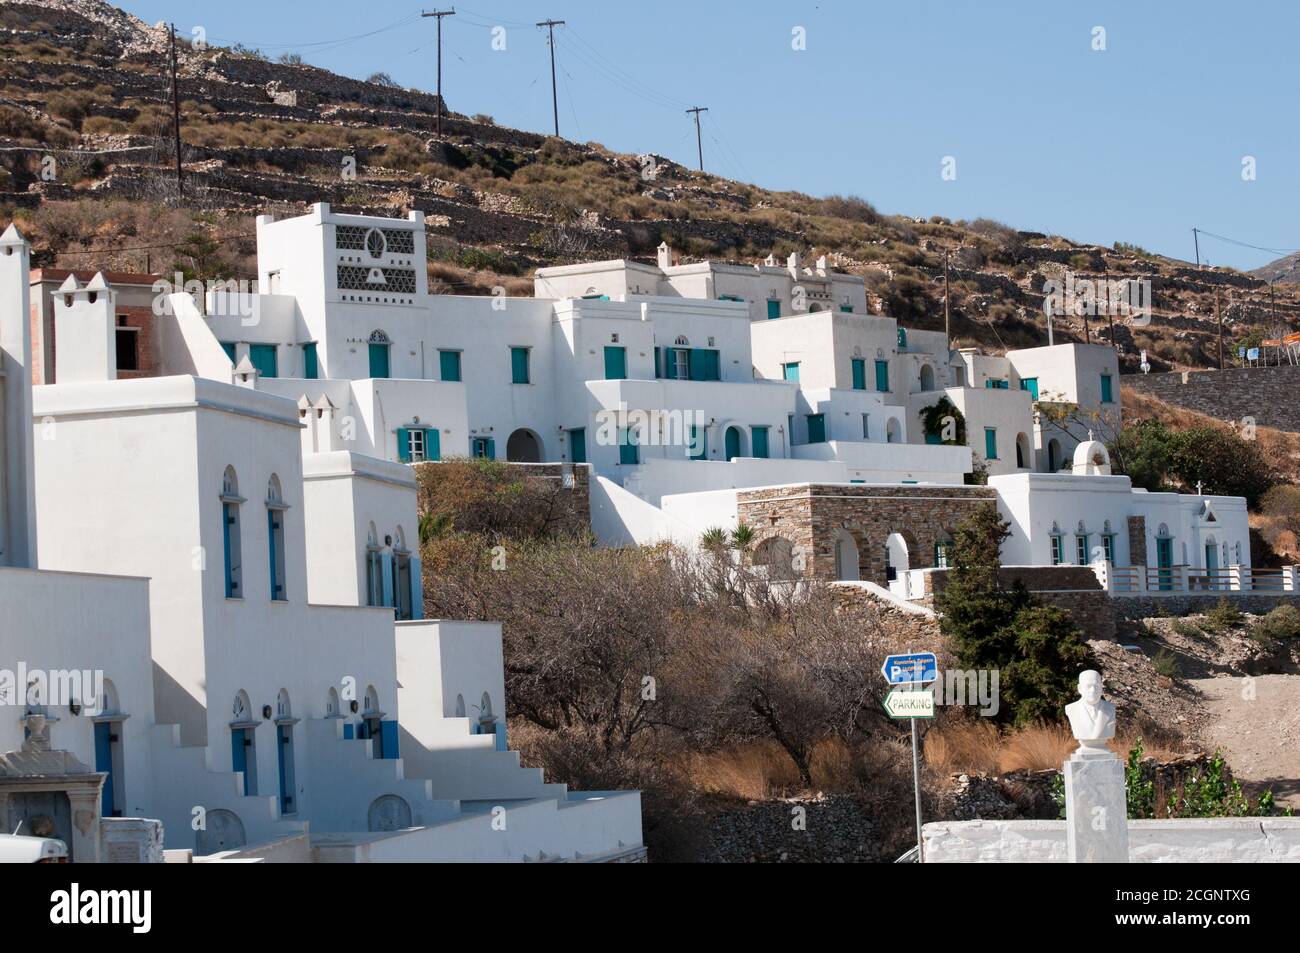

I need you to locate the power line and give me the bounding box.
[1194,228,1300,260]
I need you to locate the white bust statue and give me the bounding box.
[1064,670,1116,759]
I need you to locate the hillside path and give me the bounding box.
[1189,674,1300,808]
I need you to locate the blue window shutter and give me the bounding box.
[380,551,395,607]
[343,722,354,740]
[302,342,318,380]
[875,360,889,391]
[783,362,800,382]
[1100,374,1113,403]
[396,428,411,463]
[840,305,853,313]
[851,358,866,390]
[511,347,530,384]
[426,429,440,461]
[250,343,278,379]
[984,427,998,460]
[767,299,781,319]
[380,720,399,760]
[751,426,769,458]
[653,346,662,378]
[486,438,496,460]
[704,349,721,380]
[897,327,907,349]
[408,555,423,620]
[604,346,627,380]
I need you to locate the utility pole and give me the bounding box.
[1192,227,1200,268]
[943,249,951,341]
[536,19,565,137]
[421,9,455,138]
[169,23,183,199]
[1215,286,1223,369]
[686,106,708,172]
[1104,269,1116,347]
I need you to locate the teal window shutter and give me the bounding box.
[851,358,866,390]
[368,342,390,378]
[220,341,236,363]
[840,305,854,313]
[604,346,627,380]
[807,413,826,444]
[874,359,889,391]
[689,425,707,460]
[767,299,781,319]
[984,427,998,460]
[704,349,720,381]
[782,362,800,382]
[1100,374,1114,403]
[510,347,530,384]
[1020,377,1039,400]
[569,428,587,463]
[690,348,720,381]
[719,294,744,302]
[302,342,318,379]
[426,428,441,461]
[751,425,769,458]
[396,428,411,463]
[439,350,461,382]
[653,346,662,379]
[486,438,496,460]
[250,343,278,379]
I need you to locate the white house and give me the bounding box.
[0,223,644,862]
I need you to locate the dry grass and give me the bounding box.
[684,737,877,799]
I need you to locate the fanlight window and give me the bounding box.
[365,228,386,260]
[368,330,390,345]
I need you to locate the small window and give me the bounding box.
[1102,534,1115,563]
[511,347,530,384]
[603,345,627,380]
[851,358,866,390]
[782,361,800,382]
[267,476,287,602]
[439,349,461,382]
[1050,535,1064,566]
[984,427,998,460]
[1100,373,1114,404]
[115,324,138,371]
[302,342,318,380]
[766,299,781,319]
[1075,534,1089,566]
[861,413,870,439]
[221,467,243,599]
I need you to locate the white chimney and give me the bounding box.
[53,271,118,383]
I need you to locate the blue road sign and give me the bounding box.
[881,652,938,685]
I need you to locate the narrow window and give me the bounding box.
[266,476,287,602]
[221,467,243,599]
[439,349,461,382]
[511,346,530,384]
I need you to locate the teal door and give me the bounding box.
[690,348,720,381]
[1100,374,1114,403]
[603,346,627,380]
[767,299,781,319]
[1205,542,1218,588]
[807,414,826,444]
[369,343,390,378]
[751,426,769,458]
[302,342,318,380]
[94,721,115,816]
[874,360,889,391]
[1156,537,1174,591]
[569,428,586,464]
[725,426,741,461]
[851,358,866,390]
[439,349,461,382]
[249,344,278,379]
[783,362,800,382]
[231,728,252,796]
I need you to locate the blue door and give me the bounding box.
[231,728,251,796]
[603,346,627,380]
[851,358,866,390]
[369,342,390,378]
[94,722,115,816]
[569,428,586,464]
[302,342,318,379]
[806,414,826,444]
[874,360,890,391]
[751,426,769,459]
[249,343,278,379]
[1205,542,1219,589]
[725,427,741,461]
[276,724,293,814]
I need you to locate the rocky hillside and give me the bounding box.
[3,0,1299,371]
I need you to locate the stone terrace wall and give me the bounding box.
[737,484,997,585]
[925,565,1116,640]
[1123,365,1300,433]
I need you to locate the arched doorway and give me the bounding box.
[1015,432,1030,469]
[506,428,543,462]
[885,532,911,597]
[1047,438,1062,472]
[833,529,860,581]
[724,426,744,461]
[886,418,901,443]
[919,364,935,391]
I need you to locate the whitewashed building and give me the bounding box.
[0,223,643,862]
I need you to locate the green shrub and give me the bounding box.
[1202,598,1243,633]
[1151,648,1180,679]
[1253,604,1300,642]
[1170,618,1200,639]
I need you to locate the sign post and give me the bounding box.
[881,652,938,862]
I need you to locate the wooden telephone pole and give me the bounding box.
[169,23,183,199]
[536,19,565,137]
[943,249,951,341]
[1215,287,1224,369]
[421,9,455,138]
[686,106,708,171]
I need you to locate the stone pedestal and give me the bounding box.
[1064,753,1129,863]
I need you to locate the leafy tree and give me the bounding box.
[935,507,1094,724]
[1112,419,1175,492]
[920,396,966,446]
[1167,426,1276,507]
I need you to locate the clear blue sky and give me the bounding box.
[119,0,1300,272]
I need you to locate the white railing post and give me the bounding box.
[1240,566,1253,592]
[1136,564,1149,595]
[1284,566,1298,593]
[1092,560,1112,593]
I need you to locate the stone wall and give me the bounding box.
[1123,364,1300,432]
[1112,592,1300,619]
[736,484,997,585]
[922,565,1117,640]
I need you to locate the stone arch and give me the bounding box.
[832,527,860,581]
[753,534,798,581]
[506,428,543,463]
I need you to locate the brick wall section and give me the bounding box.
[1123,365,1300,432]
[1127,515,1147,567]
[736,484,997,584]
[113,305,158,379]
[926,565,1117,641]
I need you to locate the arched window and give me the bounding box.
[220,466,244,598]
[326,687,340,718]
[1074,520,1091,566]
[455,693,466,718]
[274,689,296,815]
[91,677,127,817]
[365,523,383,607]
[919,364,935,391]
[266,475,287,602]
[1049,521,1065,565]
[393,526,413,620]
[478,691,496,735]
[230,690,257,796]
